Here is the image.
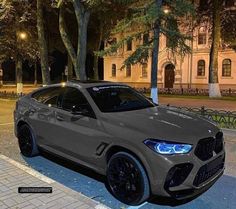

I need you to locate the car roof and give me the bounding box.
[66,80,127,88]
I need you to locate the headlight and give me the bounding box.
[144,139,192,155]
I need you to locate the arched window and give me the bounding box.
[222,59,231,77]
[111,64,116,77]
[126,64,131,77]
[197,60,205,76]
[141,63,148,78]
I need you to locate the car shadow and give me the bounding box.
[22,151,236,209]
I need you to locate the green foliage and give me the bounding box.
[196,0,236,51]
[98,0,195,68]
[0,0,39,64]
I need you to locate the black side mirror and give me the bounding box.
[71,105,89,116]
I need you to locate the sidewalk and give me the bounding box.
[0,155,109,209]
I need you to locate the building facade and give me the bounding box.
[104,10,236,90]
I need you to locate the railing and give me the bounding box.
[136,87,236,96]
[0,91,24,99]
[168,105,236,129]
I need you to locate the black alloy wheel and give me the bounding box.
[107,152,150,205]
[18,124,39,157]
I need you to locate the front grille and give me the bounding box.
[193,155,225,187]
[195,132,224,161]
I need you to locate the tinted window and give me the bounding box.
[32,87,61,107]
[87,85,155,113]
[61,87,91,112]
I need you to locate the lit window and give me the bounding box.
[126,64,131,77]
[112,64,116,77]
[197,60,205,76]
[141,63,148,78]
[222,59,231,77]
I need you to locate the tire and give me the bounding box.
[107,151,150,205]
[17,124,39,157]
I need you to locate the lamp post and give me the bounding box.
[16,31,27,95]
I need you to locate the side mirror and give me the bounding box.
[71,105,89,116]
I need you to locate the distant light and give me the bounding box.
[163,5,170,14]
[163,8,170,14]
[61,82,66,87]
[19,32,27,40]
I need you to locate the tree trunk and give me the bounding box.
[93,24,103,80]
[16,56,23,94]
[34,62,37,86]
[151,0,163,104]
[209,0,221,98]
[67,54,73,80]
[59,6,77,76]
[37,0,50,85]
[76,9,90,81]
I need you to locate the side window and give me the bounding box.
[61,87,92,113]
[32,87,61,107]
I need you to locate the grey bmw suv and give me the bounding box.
[14,80,225,205]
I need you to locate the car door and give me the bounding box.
[52,87,105,167]
[28,86,62,147]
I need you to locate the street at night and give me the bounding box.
[1,99,236,209]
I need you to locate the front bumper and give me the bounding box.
[148,145,225,200]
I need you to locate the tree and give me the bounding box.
[37,0,51,85]
[98,0,194,103]
[197,0,236,98]
[0,0,39,94]
[54,0,93,80]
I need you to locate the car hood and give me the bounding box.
[100,106,219,144]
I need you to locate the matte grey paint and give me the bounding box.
[14,81,225,199]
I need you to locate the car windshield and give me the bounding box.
[87,85,155,113]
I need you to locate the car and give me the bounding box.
[14,80,225,205]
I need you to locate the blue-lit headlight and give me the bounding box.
[144,139,192,155]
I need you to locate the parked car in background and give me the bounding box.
[14,80,225,205]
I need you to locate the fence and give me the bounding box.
[136,87,236,96]
[168,105,236,129]
[0,91,24,99]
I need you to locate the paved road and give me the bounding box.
[0,100,236,209]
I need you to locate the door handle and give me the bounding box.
[29,108,36,114]
[56,115,64,121]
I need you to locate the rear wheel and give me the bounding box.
[107,152,150,205]
[18,124,39,157]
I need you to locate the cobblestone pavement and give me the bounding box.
[0,155,108,209]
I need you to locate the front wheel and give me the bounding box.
[107,152,150,205]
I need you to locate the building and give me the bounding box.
[104,3,236,90]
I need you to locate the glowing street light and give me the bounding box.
[19,32,27,40]
[163,5,170,14]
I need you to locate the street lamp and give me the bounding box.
[19,32,27,40]
[163,6,170,14]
